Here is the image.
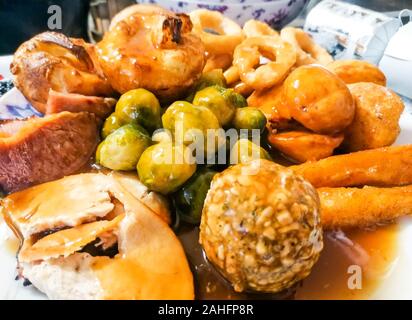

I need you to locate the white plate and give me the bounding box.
[0,60,412,299]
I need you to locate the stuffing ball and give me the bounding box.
[199,159,323,293]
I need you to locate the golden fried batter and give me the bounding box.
[344,82,404,152]
[108,4,171,30]
[203,53,232,72]
[292,145,412,188]
[283,65,355,134]
[327,60,386,86]
[247,84,287,119]
[268,131,344,163]
[97,5,205,102]
[280,27,333,66]
[319,185,412,229]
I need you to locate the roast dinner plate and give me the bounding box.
[0,82,412,300]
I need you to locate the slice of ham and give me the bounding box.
[0,112,98,193]
[45,90,116,118]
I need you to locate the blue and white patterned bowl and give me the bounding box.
[0,80,41,120]
[140,0,308,29]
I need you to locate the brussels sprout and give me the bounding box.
[230,138,271,164]
[228,89,248,109]
[162,101,223,155]
[152,129,173,144]
[173,168,217,224]
[95,141,103,164]
[115,88,161,132]
[192,85,247,126]
[137,142,197,194]
[101,113,126,139]
[186,69,227,102]
[99,124,151,171]
[200,69,226,87]
[233,107,267,133]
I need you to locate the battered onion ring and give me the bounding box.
[190,9,244,56]
[232,81,254,97]
[243,20,279,38]
[233,36,296,90]
[280,27,333,66]
[223,65,240,85]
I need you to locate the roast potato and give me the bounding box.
[344,82,404,152]
[11,32,114,113]
[327,60,386,86]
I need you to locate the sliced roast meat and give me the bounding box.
[45,90,116,118]
[0,112,98,193]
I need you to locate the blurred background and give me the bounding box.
[0,0,410,54]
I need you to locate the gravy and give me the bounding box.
[178,222,400,300]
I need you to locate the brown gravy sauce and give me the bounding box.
[1,200,402,300]
[178,222,400,300]
[3,236,20,255]
[1,163,402,299]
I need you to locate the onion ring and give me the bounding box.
[280,27,333,66]
[232,81,254,97]
[243,20,279,38]
[223,65,240,85]
[233,36,296,90]
[190,9,244,56]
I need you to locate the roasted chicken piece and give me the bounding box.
[2,173,170,239]
[268,131,344,163]
[1,173,192,300]
[11,32,114,113]
[0,112,98,193]
[96,5,205,102]
[247,84,287,119]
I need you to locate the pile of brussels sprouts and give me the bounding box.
[96,69,270,224]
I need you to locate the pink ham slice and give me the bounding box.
[0,112,99,193]
[45,90,116,118]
